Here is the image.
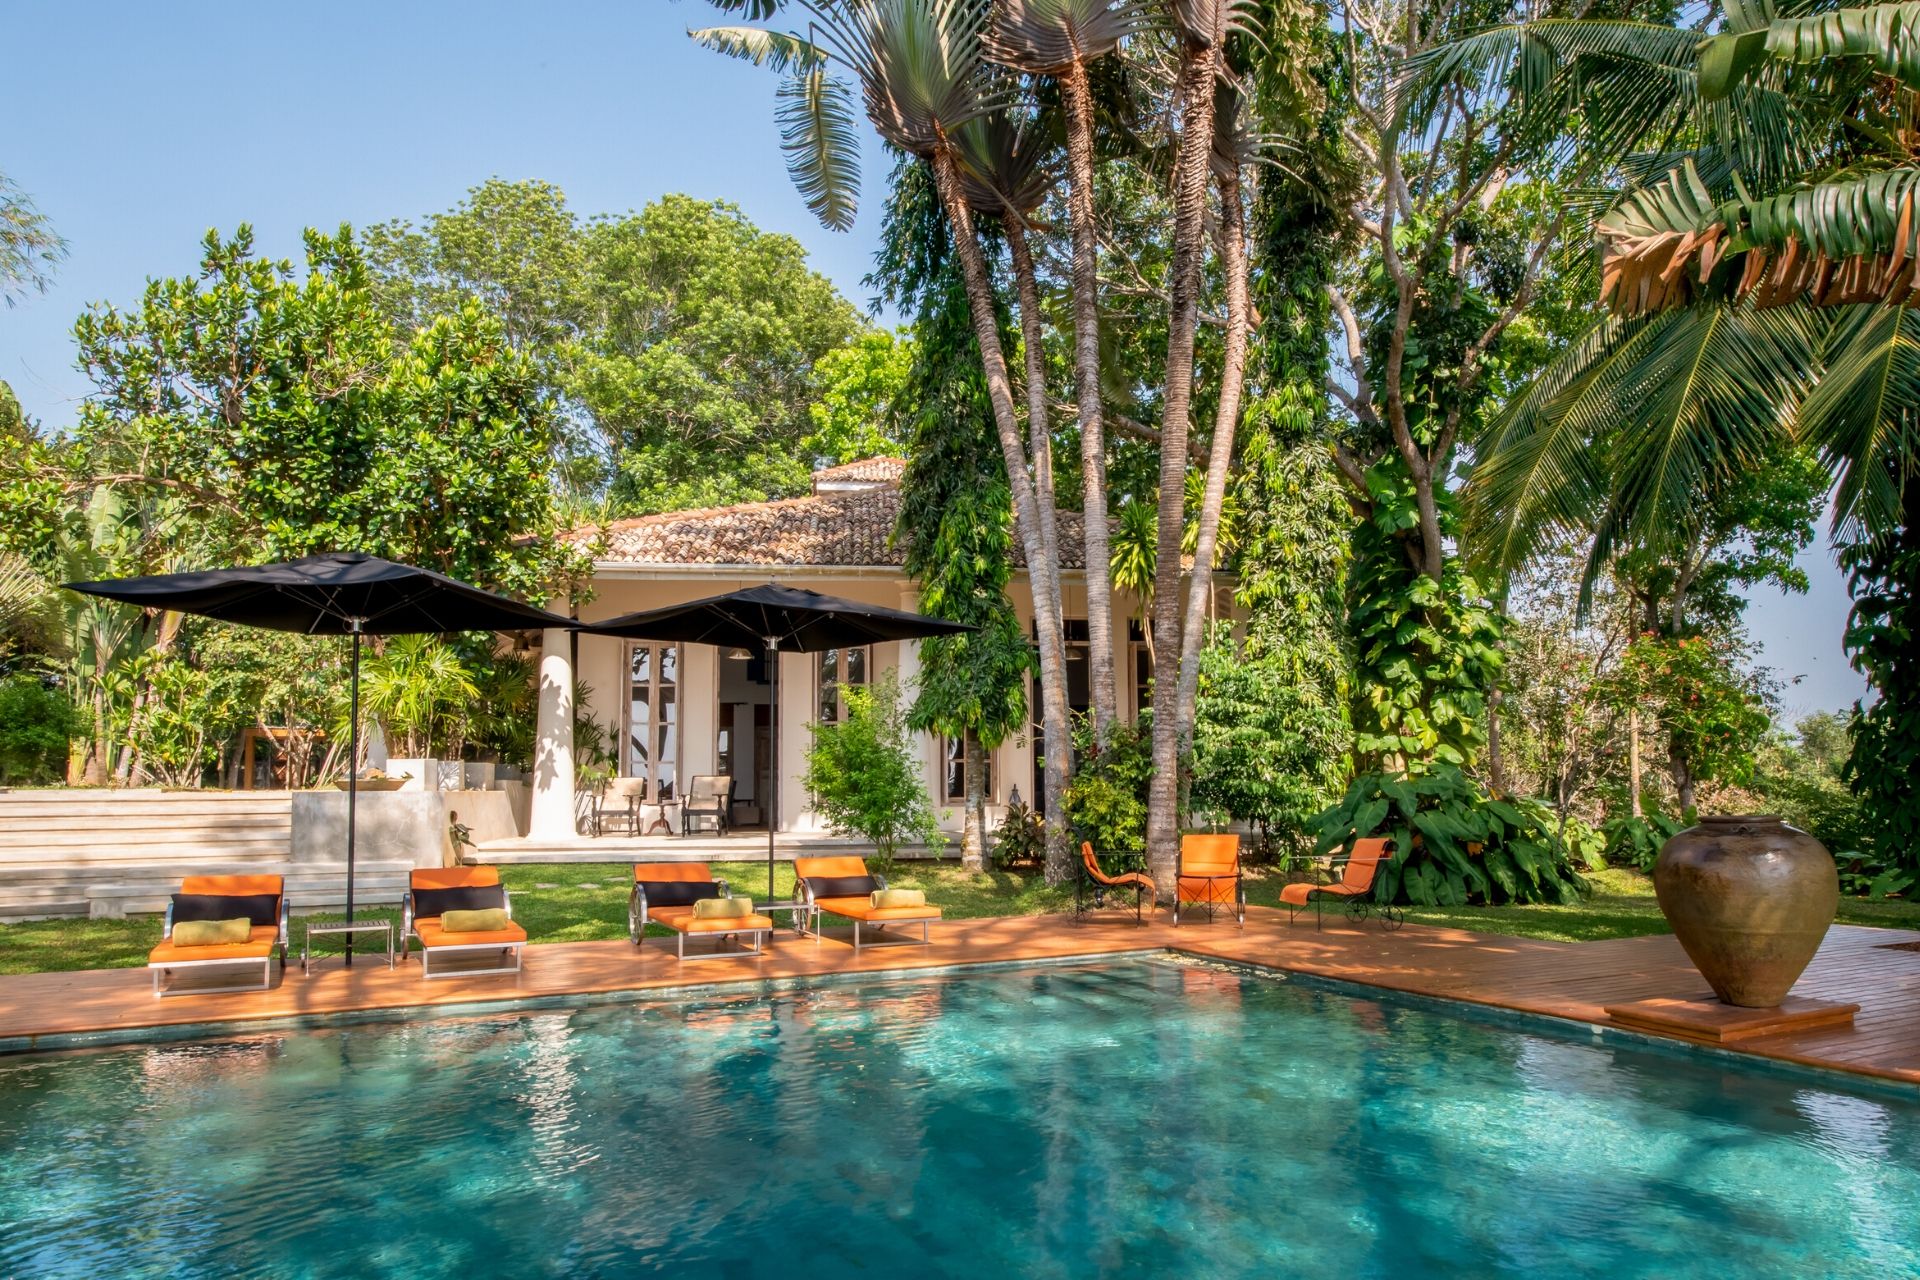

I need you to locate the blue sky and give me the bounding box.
[0,0,1865,714]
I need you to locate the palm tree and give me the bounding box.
[983,0,1150,742]
[693,0,1081,879]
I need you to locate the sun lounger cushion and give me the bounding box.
[807,875,880,898]
[870,888,925,909]
[441,908,510,933]
[412,884,506,917]
[172,892,281,928]
[641,880,723,908]
[148,925,279,965]
[412,917,527,948]
[692,896,752,919]
[651,907,776,934]
[814,896,943,923]
[171,918,253,947]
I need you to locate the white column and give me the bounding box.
[530,628,576,840]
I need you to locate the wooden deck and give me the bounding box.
[3,908,1919,1087]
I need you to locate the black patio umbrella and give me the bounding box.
[574,584,971,898]
[64,552,574,962]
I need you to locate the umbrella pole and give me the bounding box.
[345,624,361,965]
[766,637,778,901]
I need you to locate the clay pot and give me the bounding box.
[1653,815,1838,1008]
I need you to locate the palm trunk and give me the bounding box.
[930,144,1074,884]
[1175,162,1251,733]
[1145,36,1223,903]
[1061,58,1118,741]
[1486,687,1506,795]
[961,730,987,873]
[1005,222,1061,592]
[1628,704,1643,816]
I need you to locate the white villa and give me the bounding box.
[522,457,1235,845]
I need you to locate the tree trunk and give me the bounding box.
[1061,58,1118,741]
[1175,161,1251,732]
[1486,686,1506,796]
[1669,733,1696,815]
[961,730,987,873]
[1145,37,1223,903]
[1005,223,1061,597]
[1628,704,1643,817]
[930,144,1074,884]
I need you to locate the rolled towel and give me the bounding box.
[692,895,753,919]
[870,888,926,909]
[441,907,510,933]
[171,917,253,947]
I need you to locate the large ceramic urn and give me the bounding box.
[1653,815,1838,1008]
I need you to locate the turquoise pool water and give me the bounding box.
[2,958,1917,1278]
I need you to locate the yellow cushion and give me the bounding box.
[441,907,510,933]
[692,896,752,919]
[871,888,925,909]
[172,918,253,947]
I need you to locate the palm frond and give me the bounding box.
[1701,3,1920,97]
[983,0,1150,73]
[1800,301,1920,533]
[848,0,1002,154]
[953,106,1060,216]
[688,24,828,73]
[779,67,863,230]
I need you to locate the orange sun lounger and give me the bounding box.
[1075,842,1156,924]
[794,855,941,951]
[1174,833,1245,926]
[403,866,527,979]
[148,874,289,997]
[1280,838,1401,930]
[629,861,773,961]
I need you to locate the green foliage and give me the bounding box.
[1601,809,1686,872]
[804,329,914,463]
[0,171,64,305]
[358,636,478,760]
[0,674,73,782]
[366,183,868,515]
[1347,460,1503,771]
[1841,523,1920,881]
[1314,766,1590,907]
[1189,625,1346,852]
[1063,715,1154,872]
[989,799,1046,869]
[573,681,616,793]
[802,673,942,867]
[1604,633,1773,794]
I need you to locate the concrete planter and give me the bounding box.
[435,760,466,792]
[463,761,497,790]
[1653,815,1838,1008]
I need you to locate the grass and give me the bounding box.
[2,859,1916,974]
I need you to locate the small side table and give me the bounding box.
[303,919,395,972]
[756,900,814,935]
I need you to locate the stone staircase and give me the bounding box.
[0,790,411,920]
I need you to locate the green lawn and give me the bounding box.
[2,860,1914,975]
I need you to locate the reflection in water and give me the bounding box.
[0,959,1916,1279]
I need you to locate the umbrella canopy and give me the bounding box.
[574,584,971,898]
[65,552,573,964]
[578,583,970,651]
[63,551,571,636]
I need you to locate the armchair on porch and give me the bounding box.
[592,775,647,837]
[681,774,733,836]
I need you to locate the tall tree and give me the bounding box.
[0,171,64,305]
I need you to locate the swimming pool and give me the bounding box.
[1,957,1915,1278]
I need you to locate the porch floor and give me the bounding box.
[5,909,1920,1088]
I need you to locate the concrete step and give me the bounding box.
[475,835,942,864]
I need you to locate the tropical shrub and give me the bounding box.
[1313,766,1589,906]
[358,635,478,759]
[1190,628,1347,857]
[1602,810,1687,872]
[1841,525,1920,883]
[802,673,941,869]
[0,674,72,783]
[989,799,1044,870]
[1064,715,1153,873]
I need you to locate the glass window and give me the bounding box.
[626,642,681,800]
[943,737,992,803]
[817,646,870,723]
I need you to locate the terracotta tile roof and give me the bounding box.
[811,456,908,488]
[572,459,1091,570]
